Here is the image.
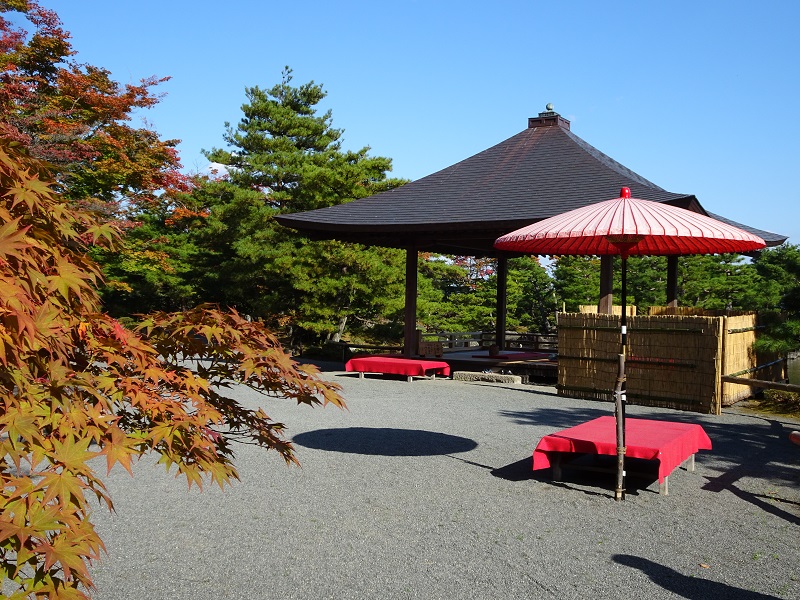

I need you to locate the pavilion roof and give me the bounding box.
[276,109,786,256]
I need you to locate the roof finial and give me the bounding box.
[529,104,569,129]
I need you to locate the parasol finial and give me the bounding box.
[620,187,631,198]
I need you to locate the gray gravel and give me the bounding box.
[88,366,800,599]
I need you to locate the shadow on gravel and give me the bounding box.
[612,554,782,599]
[443,455,540,483]
[487,456,658,497]
[699,415,800,526]
[292,427,478,456]
[499,406,609,430]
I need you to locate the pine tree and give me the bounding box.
[752,244,800,354]
[192,68,407,344]
[508,256,557,332]
[552,256,601,312]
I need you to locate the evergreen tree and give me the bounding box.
[552,256,601,312]
[191,68,407,344]
[752,244,800,354]
[508,256,557,332]
[625,255,667,312]
[678,254,761,310]
[415,255,468,332]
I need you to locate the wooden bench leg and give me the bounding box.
[551,454,562,481]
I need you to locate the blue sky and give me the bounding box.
[39,0,799,244]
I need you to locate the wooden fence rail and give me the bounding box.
[720,376,800,394]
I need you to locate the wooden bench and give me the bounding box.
[345,355,451,382]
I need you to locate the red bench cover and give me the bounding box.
[532,416,712,483]
[345,355,451,378]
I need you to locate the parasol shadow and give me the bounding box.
[292,427,477,456]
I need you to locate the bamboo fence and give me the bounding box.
[579,305,637,315]
[557,308,783,414]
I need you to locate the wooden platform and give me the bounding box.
[439,349,558,382]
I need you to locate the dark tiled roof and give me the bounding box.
[276,116,786,255]
[705,212,786,246]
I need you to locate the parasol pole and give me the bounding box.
[613,253,628,501]
[608,187,641,502]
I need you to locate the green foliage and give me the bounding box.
[0,138,344,599]
[552,256,601,312]
[508,256,557,332]
[91,197,204,315]
[416,254,476,331]
[288,240,406,341]
[752,244,800,354]
[677,254,761,310]
[205,67,401,213]
[147,67,410,345]
[415,255,556,335]
[444,279,499,332]
[549,253,767,315]
[624,255,667,311]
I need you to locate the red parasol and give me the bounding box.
[495,187,766,500]
[495,188,767,257]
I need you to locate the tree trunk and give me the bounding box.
[332,315,347,342]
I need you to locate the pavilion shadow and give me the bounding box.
[292,427,478,456]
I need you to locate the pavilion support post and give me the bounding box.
[403,246,418,358]
[599,255,614,314]
[667,255,679,308]
[496,256,508,350]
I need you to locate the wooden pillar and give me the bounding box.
[598,254,614,314]
[667,255,679,307]
[495,256,508,350]
[403,246,418,357]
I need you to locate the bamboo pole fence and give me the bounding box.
[557,308,785,415]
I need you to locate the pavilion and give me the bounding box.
[276,106,786,355]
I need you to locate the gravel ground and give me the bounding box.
[88,365,800,599]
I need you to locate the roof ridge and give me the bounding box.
[562,127,669,193]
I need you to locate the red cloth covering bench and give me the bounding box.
[532,416,712,495]
[345,355,451,382]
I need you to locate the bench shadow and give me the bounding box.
[292,427,478,456]
[487,455,659,496]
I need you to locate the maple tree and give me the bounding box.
[0,1,188,210]
[0,137,345,598]
[0,0,193,313]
